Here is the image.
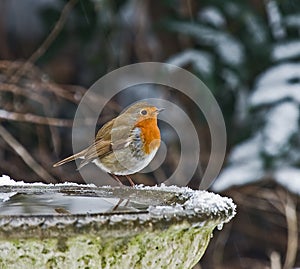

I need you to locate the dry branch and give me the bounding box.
[281,192,298,269]
[0,109,73,127]
[0,124,53,181]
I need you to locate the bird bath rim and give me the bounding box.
[0,180,236,240]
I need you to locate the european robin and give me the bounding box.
[53,102,163,186]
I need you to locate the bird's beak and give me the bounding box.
[156,108,165,113]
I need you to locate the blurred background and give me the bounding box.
[0,0,300,268]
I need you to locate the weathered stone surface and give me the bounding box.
[0,179,236,269]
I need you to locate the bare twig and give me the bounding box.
[0,78,85,105]
[0,109,98,127]
[0,83,49,105]
[0,60,43,79]
[0,124,53,181]
[280,191,298,269]
[0,109,73,127]
[41,82,84,103]
[270,251,282,269]
[268,190,298,269]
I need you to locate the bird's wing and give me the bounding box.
[77,140,112,169]
[54,118,132,169]
[77,119,114,169]
[78,118,131,169]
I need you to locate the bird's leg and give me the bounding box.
[125,175,135,187]
[112,198,124,211]
[111,198,130,211]
[108,173,123,186]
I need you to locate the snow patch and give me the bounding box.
[198,6,226,28]
[167,21,245,66]
[285,14,300,28]
[251,84,300,106]
[262,102,299,156]
[275,167,300,195]
[229,135,261,163]
[184,190,236,218]
[0,192,17,202]
[216,36,244,66]
[213,135,264,191]
[265,0,286,39]
[250,63,300,106]
[136,183,236,220]
[255,63,300,88]
[167,49,213,75]
[212,159,263,192]
[272,40,300,61]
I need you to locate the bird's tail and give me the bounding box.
[53,149,87,167]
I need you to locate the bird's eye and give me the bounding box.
[140,109,148,115]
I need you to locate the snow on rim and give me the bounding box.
[0,175,236,222]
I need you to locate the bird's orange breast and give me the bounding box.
[135,118,161,154]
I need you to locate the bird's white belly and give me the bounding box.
[93,147,158,175]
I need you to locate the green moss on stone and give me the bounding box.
[0,221,218,269]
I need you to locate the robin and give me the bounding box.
[53,101,163,186]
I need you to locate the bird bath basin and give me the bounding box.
[0,176,236,269]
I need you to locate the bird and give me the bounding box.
[53,101,163,186]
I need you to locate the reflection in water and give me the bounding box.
[0,185,177,216]
[0,189,162,216]
[0,193,136,215]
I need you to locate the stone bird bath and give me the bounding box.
[0,176,236,269]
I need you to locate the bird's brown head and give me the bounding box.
[121,102,163,124]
